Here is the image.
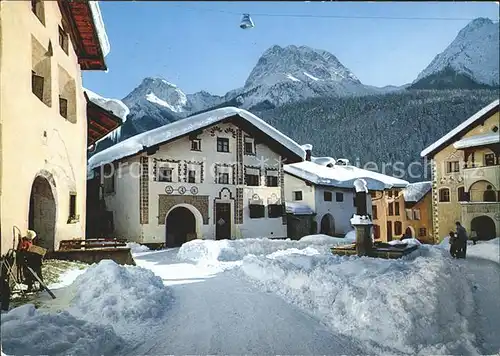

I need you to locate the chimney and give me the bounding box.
[302,144,313,161]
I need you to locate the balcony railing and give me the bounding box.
[460,202,500,214]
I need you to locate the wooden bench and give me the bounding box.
[59,238,128,251]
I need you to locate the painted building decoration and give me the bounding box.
[0,0,122,254]
[421,99,500,242]
[86,107,305,247]
[283,146,409,240]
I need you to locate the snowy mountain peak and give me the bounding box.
[245,45,361,89]
[123,76,188,113]
[413,17,499,88]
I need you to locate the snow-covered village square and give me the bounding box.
[0,1,499,355]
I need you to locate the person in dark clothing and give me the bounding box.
[455,222,468,259]
[449,231,459,258]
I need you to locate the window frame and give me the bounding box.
[32,71,45,102]
[446,160,460,173]
[191,139,201,151]
[249,204,265,219]
[324,191,333,202]
[158,166,174,183]
[59,25,69,54]
[293,191,303,201]
[187,170,196,184]
[217,137,230,153]
[439,188,450,202]
[59,96,68,118]
[335,192,344,202]
[243,136,255,155]
[266,175,278,187]
[218,172,230,184]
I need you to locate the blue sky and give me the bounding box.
[83,1,499,99]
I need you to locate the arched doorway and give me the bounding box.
[320,214,335,236]
[28,176,56,251]
[405,226,415,238]
[165,207,196,247]
[471,216,496,241]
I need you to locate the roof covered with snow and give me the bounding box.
[453,132,500,149]
[402,181,432,203]
[420,99,499,158]
[284,160,409,191]
[85,88,129,122]
[88,1,110,57]
[285,202,315,215]
[88,107,305,170]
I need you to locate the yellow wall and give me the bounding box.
[431,111,500,242]
[372,188,433,243]
[0,1,87,253]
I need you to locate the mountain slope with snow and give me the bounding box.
[412,18,499,89]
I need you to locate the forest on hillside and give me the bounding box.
[256,89,499,182]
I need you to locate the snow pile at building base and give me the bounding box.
[127,242,151,254]
[1,304,124,356]
[240,247,478,355]
[69,260,171,324]
[177,236,354,264]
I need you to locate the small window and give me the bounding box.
[370,191,376,198]
[419,228,427,237]
[293,191,303,201]
[446,161,460,173]
[388,202,394,216]
[69,193,77,220]
[458,186,469,202]
[373,225,380,240]
[158,167,173,182]
[59,96,68,118]
[217,137,229,152]
[394,221,402,235]
[439,188,450,202]
[188,170,196,183]
[405,209,412,220]
[395,201,400,216]
[191,139,201,151]
[31,0,45,25]
[218,172,229,184]
[485,153,495,166]
[372,205,378,220]
[59,26,69,54]
[335,192,344,202]
[32,71,44,102]
[266,176,278,187]
[249,204,265,219]
[413,209,421,220]
[244,136,255,155]
[268,204,284,218]
[245,174,259,186]
[388,190,393,198]
[324,191,332,201]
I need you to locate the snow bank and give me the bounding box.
[69,260,172,324]
[466,238,500,264]
[1,304,124,356]
[177,237,353,265]
[241,247,478,354]
[127,242,151,254]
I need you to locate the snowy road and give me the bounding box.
[129,249,367,355]
[463,256,500,354]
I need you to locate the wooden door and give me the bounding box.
[215,203,231,240]
[387,221,393,242]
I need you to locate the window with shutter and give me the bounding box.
[32,71,44,101]
[249,204,265,218]
[59,97,68,118]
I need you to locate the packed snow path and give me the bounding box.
[462,256,500,354]
[129,249,368,355]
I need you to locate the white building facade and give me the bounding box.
[87,108,305,247]
[284,150,409,237]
